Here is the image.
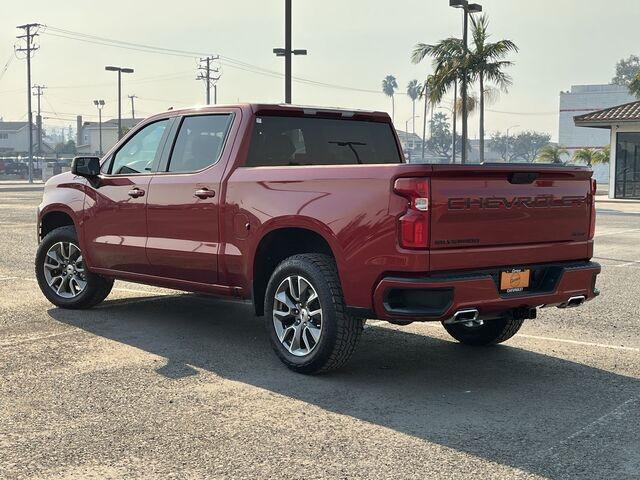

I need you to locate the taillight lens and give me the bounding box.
[589,178,596,239]
[394,177,430,249]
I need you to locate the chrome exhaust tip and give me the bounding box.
[445,308,480,325]
[558,295,586,309]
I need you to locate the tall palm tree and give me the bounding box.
[382,75,398,123]
[537,144,568,164]
[411,38,465,162]
[469,15,518,162]
[407,79,421,134]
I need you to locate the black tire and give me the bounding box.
[264,253,364,374]
[442,317,524,346]
[35,226,114,309]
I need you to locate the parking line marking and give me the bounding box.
[515,334,640,352]
[412,323,640,352]
[0,276,17,281]
[541,397,639,457]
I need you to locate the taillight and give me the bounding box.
[589,178,596,239]
[394,177,430,249]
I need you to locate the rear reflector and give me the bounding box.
[394,178,430,249]
[589,178,597,239]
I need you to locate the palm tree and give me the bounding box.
[382,75,398,123]
[469,15,518,162]
[406,79,421,134]
[537,145,568,164]
[573,148,599,166]
[411,38,465,162]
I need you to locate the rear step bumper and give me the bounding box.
[372,261,600,322]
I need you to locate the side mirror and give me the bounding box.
[71,156,101,178]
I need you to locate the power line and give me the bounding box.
[0,54,14,82]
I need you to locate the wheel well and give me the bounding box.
[40,211,75,240]
[253,228,334,316]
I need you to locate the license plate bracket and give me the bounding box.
[500,269,531,292]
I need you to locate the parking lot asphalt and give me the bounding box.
[0,189,638,480]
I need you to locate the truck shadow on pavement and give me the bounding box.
[48,292,640,479]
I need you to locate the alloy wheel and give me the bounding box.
[272,275,323,357]
[43,241,87,298]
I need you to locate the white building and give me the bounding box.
[575,101,640,199]
[76,117,143,155]
[559,84,634,153]
[0,121,35,154]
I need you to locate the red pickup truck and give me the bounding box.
[36,104,600,373]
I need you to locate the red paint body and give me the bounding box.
[38,104,600,320]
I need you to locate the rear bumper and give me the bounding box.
[372,261,600,322]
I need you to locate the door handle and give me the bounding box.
[128,188,145,198]
[194,188,216,199]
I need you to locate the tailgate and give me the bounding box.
[429,165,593,249]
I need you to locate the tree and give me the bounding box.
[406,79,421,134]
[574,146,610,166]
[469,15,518,162]
[629,73,640,98]
[411,16,517,163]
[54,139,76,155]
[536,144,568,164]
[488,130,550,163]
[425,112,463,163]
[612,55,640,86]
[382,75,398,123]
[411,38,464,162]
[488,132,519,162]
[511,131,551,162]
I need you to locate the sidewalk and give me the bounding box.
[595,194,640,204]
[0,180,45,192]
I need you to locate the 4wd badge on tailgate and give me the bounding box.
[500,269,531,292]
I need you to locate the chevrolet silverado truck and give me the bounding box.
[35,104,600,373]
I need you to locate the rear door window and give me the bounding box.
[246,116,402,166]
[166,114,232,173]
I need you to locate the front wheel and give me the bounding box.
[35,226,114,309]
[265,254,363,374]
[442,317,524,346]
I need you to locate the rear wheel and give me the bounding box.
[35,226,113,309]
[442,317,524,346]
[265,254,363,374]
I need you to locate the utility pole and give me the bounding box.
[273,0,307,103]
[197,56,220,105]
[105,66,134,139]
[128,94,137,119]
[32,84,46,157]
[15,23,41,183]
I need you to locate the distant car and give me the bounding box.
[36,103,601,374]
[3,161,28,176]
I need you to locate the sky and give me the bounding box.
[1,0,639,141]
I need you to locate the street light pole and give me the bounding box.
[273,0,307,103]
[449,0,482,164]
[422,79,429,161]
[105,66,134,139]
[93,100,105,155]
[505,124,519,162]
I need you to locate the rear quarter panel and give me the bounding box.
[222,164,430,309]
